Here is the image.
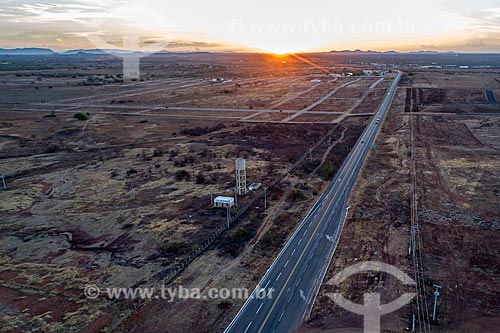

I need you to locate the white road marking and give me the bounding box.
[284,260,289,268]
[303,230,307,236]
[256,303,263,314]
[291,248,296,256]
[276,272,282,281]
[325,234,334,242]
[279,310,285,322]
[264,280,270,289]
[298,238,302,245]
[244,322,252,333]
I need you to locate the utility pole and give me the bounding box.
[1,175,6,190]
[409,225,415,255]
[226,206,230,228]
[411,314,415,332]
[60,180,65,196]
[209,190,213,205]
[264,187,267,209]
[234,186,238,206]
[409,225,417,257]
[432,284,442,322]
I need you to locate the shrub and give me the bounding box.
[175,169,191,181]
[289,189,306,202]
[319,162,335,179]
[43,110,56,118]
[126,168,138,176]
[195,172,206,184]
[233,227,248,240]
[73,112,88,121]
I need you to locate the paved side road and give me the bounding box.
[225,72,402,333]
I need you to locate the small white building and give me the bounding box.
[214,196,235,208]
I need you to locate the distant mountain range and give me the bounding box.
[0,48,56,55]
[0,47,470,56]
[0,48,142,56]
[328,49,457,55]
[62,49,139,55]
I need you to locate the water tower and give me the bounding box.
[235,158,247,195]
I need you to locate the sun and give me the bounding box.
[265,47,302,55]
[228,36,314,55]
[258,44,309,55]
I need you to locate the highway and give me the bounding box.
[224,71,402,333]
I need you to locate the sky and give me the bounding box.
[0,0,499,53]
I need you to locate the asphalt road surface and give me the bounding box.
[224,71,403,333]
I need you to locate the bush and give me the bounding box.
[289,189,306,202]
[233,227,248,240]
[319,162,335,179]
[261,227,276,246]
[175,169,191,181]
[161,242,183,254]
[43,110,56,118]
[195,172,206,184]
[126,168,138,176]
[73,112,88,121]
[153,149,163,157]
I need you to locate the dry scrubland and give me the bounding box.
[1,52,498,333]
[0,53,378,332]
[302,70,500,333]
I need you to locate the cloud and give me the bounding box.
[161,41,224,48]
[418,32,500,52]
[439,0,500,32]
[1,0,499,52]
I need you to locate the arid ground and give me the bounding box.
[0,53,499,332]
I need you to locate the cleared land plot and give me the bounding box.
[309,98,359,112]
[419,88,488,104]
[351,89,387,114]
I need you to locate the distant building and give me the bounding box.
[213,196,235,208]
[420,65,442,69]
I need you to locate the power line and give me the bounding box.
[408,105,432,333]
